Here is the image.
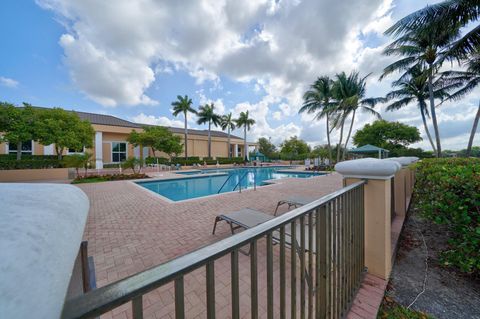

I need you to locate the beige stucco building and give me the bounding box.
[0,110,251,169]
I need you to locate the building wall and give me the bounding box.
[0,124,248,165]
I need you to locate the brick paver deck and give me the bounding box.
[76,171,386,318]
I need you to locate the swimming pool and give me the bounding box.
[136,167,324,201]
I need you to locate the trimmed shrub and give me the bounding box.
[0,154,64,170]
[415,158,480,274]
[72,173,149,184]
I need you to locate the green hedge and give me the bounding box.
[0,154,64,170]
[415,158,480,274]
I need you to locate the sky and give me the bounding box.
[0,0,478,150]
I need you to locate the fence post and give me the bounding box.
[335,158,400,280]
[383,157,419,217]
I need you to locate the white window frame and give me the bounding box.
[110,141,128,163]
[67,146,85,155]
[7,140,34,155]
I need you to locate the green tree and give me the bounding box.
[197,103,221,158]
[311,145,330,161]
[441,54,480,157]
[382,9,463,157]
[162,134,183,162]
[257,137,277,158]
[353,120,422,153]
[386,0,480,61]
[235,111,255,161]
[127,126,183,162]
[331,72,382,161]
[63,152,93,177]
[0,102,37,160]
[171,95,196,159]
[35,108,94,160]
[299,76,335,163]
[384,66,460,153]
[220,112,236,158]
[280,136,311,158]
[121,157,143,174]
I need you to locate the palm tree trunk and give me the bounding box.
[326,114,333,163]
[244,126,247,162]
[420,108,437,154]
[342,110,356,160]
[336,116,345,163]
[428,67,442,157]
[16,141,22,161]
[184,112,188,160]
[466,101,480,157]
[208,121,211,158]
[227,127,231,158]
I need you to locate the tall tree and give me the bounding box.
[257,137,277,158]
[385,0,480,61]
[382,12,462,157]
[35,108,94,160]
[353,120,422,152]
[385,66,461,153]
[331,72,382,161]
[172,95,196,159]
[0,102,37,160]
[280,136,311,157]
[299,76,335,163]
[235,111,255,161]
[197,103,222,158]
[128,126,183,162]
[220,112,236,158]
[441,53,480,156]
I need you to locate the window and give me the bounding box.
[8,141,33,155]
[112,142,127,163]
[68,147,85,154]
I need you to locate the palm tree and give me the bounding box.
[382,11,462,157]
[220,112,236,158]
[441,54,480,156]
[385,66,461,153]
[299,76,335,163]
[235,111,256,161]
[172,95,196,160]
[197,103,222,158]
[385,0,480,60]
[331,71,382,161]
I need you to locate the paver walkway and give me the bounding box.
[76,172,383,318]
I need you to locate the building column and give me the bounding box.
[95,131,103,169]
[234,144,238,157]
[336,158,401,280]
[246,143,249,160]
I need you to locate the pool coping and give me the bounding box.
[130,171,327,204]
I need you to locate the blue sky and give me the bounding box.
[1,0,477,149]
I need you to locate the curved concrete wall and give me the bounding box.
[0,183,89,319]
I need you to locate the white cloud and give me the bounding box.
[132,113,184,128]
[36,0,475,150]
[0,76,19,88]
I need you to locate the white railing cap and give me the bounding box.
[0,183,89,319]
[335,158,400,180]
[383,156,419,167]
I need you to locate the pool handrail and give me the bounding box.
[233,171,249,192]
[217,173,236,194]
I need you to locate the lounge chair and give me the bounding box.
[212,208,316,251]
[212,208,316,288]
[274,196,316,216]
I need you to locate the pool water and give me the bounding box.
[137,167,324,201]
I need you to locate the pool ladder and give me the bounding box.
[217,170,257,194]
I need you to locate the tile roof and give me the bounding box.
[30,106,243,140]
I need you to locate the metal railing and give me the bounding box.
[62,180,366,319]
[233,171,249,192]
